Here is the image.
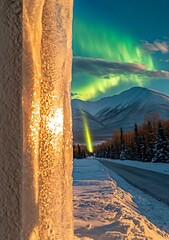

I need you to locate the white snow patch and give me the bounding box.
[73,159,169,240]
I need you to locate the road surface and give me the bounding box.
[98,159,169,206]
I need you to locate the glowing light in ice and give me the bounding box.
[47,108,63,136]
[23,0,74,238]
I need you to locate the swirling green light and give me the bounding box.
[72,20,155,100]
[73,20,154,69]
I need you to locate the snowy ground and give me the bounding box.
[99,158,169,175]
[73,158,169,240]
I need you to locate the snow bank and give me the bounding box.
[101,161,169,234]
[102,159,169,175]
[73,159,169,240]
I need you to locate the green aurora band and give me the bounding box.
[72,20,155,100]
[73,21,154,67]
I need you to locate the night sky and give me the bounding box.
[72,0,169,101]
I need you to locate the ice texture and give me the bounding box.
[2,0,73,239]
[23,0,74,239]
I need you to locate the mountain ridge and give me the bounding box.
[72,87,169,143]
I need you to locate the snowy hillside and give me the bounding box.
[72,87,169,143]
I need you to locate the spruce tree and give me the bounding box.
[134,124,146,161]
[120,128,127,160]
[77,144,81,159]
[144,121,156,162]
[153,122,169,162]
[112,129,120,159]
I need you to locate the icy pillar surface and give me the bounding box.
[0,1,22,240]
[0,0,73,239]
[39,1,74,239]
[23,0,74,239]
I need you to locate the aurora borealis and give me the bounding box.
[73,21,154,68]
[72,0,169,101]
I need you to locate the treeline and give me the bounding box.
[73,144,87,159]
[95,120,169,163]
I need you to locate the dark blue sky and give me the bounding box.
[72,0,169,100]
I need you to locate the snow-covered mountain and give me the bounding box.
[72,87,169,143]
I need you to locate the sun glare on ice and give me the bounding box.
[47,108,63,136]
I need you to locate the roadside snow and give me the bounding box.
[101,161,169,233]
[100,159,169,175]
[73,158,169,240]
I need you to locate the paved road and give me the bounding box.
[98,159,169,206]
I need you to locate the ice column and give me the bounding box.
[0,0,73,239]
[23,0,74,239]
[39,0,74,239]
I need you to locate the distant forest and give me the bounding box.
[74,120,169,163]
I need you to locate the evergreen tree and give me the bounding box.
[120,128,127,160]
[153,122,169,162]
[112,129,120,159]
[120,128,125,147]
[139,136,147,162]
[134,124,146,161]
[77,144,81,159]
[134,124,140,160]
[125,132,135,160]
[126,146,135,160]
[144,121,156,162]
